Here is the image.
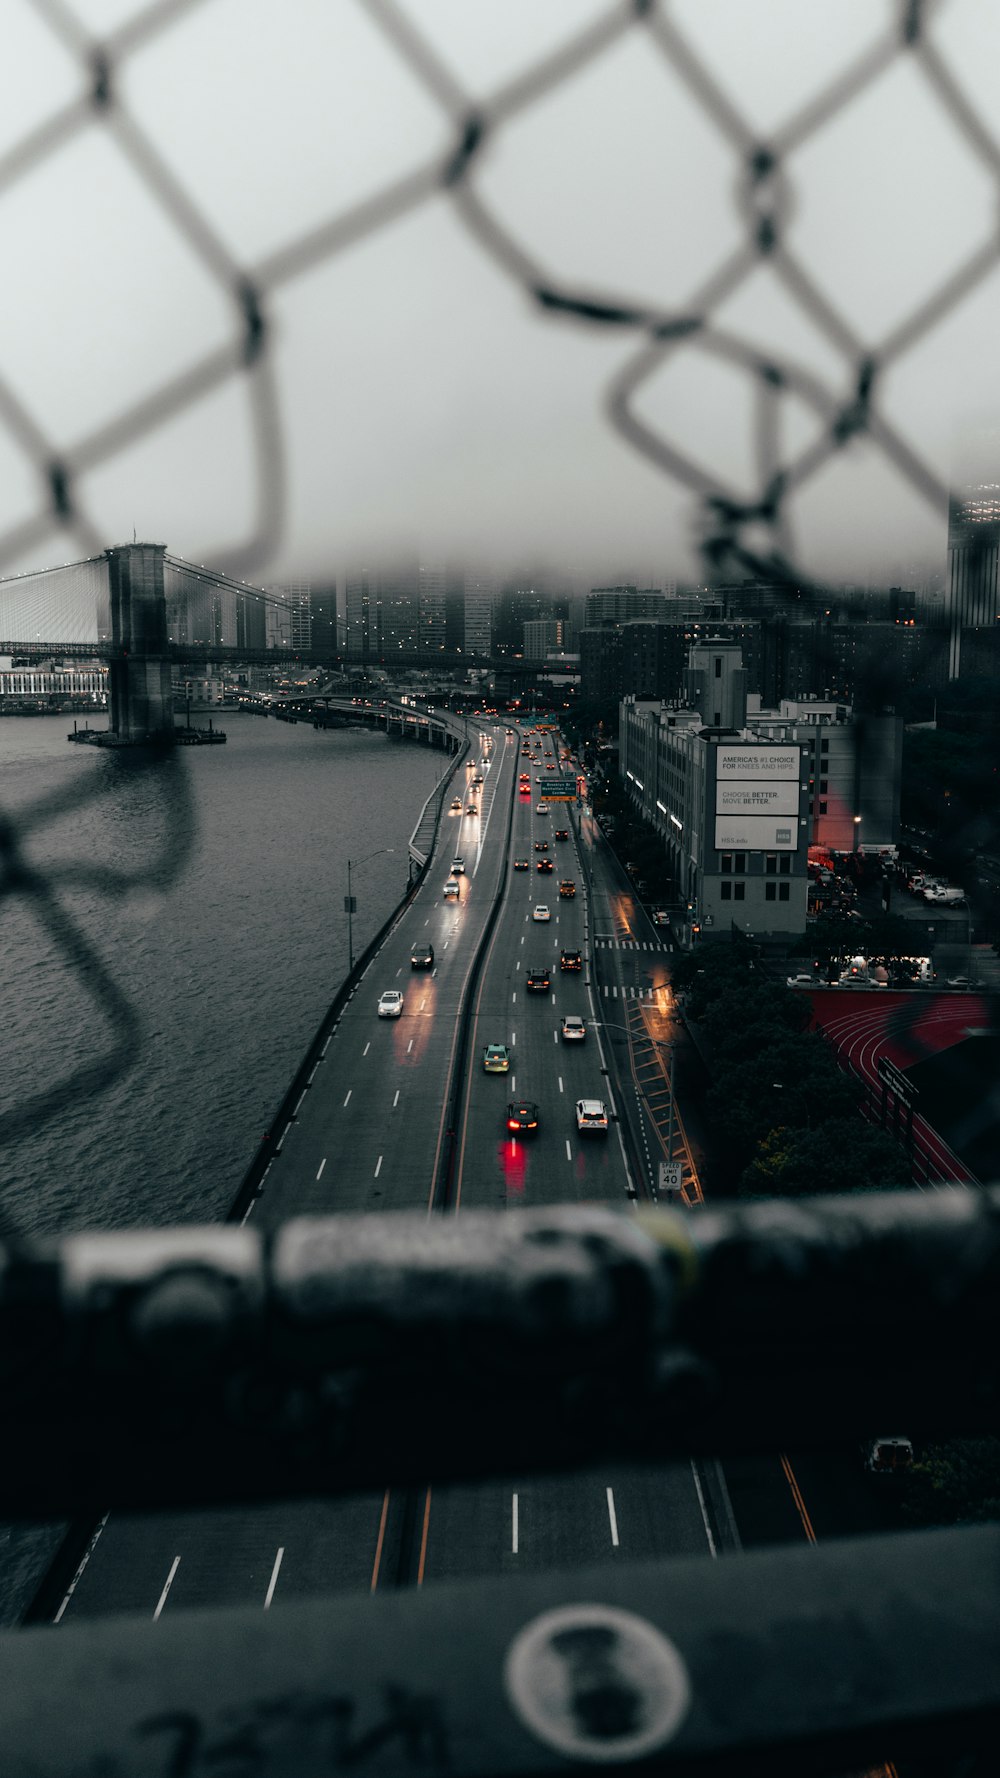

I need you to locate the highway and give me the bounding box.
[56,723,727,1623]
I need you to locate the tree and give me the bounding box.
[793,912,870,978]
[902,1439,1000,1529]
[738,1116,911,1198]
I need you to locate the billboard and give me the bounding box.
[716,746,799,780]
[717,781,799,816]
[714,744,800,851]
[714,815,797,851]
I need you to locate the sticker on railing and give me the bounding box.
[503,1602,690,1762]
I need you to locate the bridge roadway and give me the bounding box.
[58,726,719,1623]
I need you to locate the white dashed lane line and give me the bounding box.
[316,1158,326,1181]
[393,1089,400,1107]
[343,1090,352,1108]
[565,1140,572,1160]
[375,1155,383,1178]
[363,1042,371,1056]
[152,1557,180,1622]
[263,1547,284,1610]
[606,1487,620,1548]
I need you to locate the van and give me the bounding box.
[444,878,460,900]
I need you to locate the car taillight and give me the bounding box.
[508,1118,520,1130]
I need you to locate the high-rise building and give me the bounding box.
[345,568,381,662]
[946,483,1000,679]
[264,579,312,651]
[584,586,669,627]
[462,573,494,658]
[418,562,446,655]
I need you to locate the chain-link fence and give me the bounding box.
[1,0,999,1207]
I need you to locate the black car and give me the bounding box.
[554,829,569,841]
[526,969,551,992]
[534,841,549,852]
[537,858,554,873]
[513,858,529,871]
[560,949,581,971]
[410,944,434,970]
[506,1100,539,1134]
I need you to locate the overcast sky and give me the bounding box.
[2,0,999,593]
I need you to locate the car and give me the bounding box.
[537,858,554,874]
[513,858,529,871]
[526,968,550,992]
[377,990,404,1018]
[535,803,549,817]
[533,904,551,921]
[444,877,460,900]
[575,1098,609,1134]
[786,973,816,988]
[506,1100,539,1134]
[450,798,462,812]
[559,879,576,898]
[450,856,465,874]
[466,804,478,817]
[561,1015,587,1042]
[554,829,569,841]
[483,1043,510,1073]
[560,949,582,971]
[534,841,549,852]
[651,909,670,926]
[862,1436,914,1483]
[410,944,434,970]
[945,975,981,990]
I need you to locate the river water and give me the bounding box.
[0,713,454,1619]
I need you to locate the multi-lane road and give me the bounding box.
[56,722,735,1625]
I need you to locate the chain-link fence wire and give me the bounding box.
[1,0,999,1227]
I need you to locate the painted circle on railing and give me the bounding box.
[503,1602,691,1762]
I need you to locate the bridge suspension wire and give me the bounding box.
[0,555,109,648]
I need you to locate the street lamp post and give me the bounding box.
[345,847,395,973]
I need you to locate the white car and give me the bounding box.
[377,990,404,1018]
[533,905,551,922]
[450,857,465,874]
[535,803,549,817]
[561,1015,587,1042]
[786,973,816,988]
[575,1098,609,1133]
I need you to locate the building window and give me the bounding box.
[819,800,828,814]
[721,882,732,900]
[765,854,777,875]
[714,656,722,678]
[821,738,829,753]
[779,883,790,901]
[721,854,732,873]
[819,779,828,793]
[808,801,813,814]
[779,855,792,874]
[734,882,745,900]
[734,855,746,874]
[765,882,777,901]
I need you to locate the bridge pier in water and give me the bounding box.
[107,543,175,743]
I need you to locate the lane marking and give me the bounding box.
[241,1199,256,1225]
[363,1042,371,1056]
[417,1487,432,1586]
[558,1077,563,1094]
[263,1547,284,1609]
[606,1487,620,1548]
[153,1556,180,1621]
[565,1140,572,1160]
[512,1493,519,1555]
[512,992,517,1004]
[407,1039,414,1052]
[370,1490,390,1591]
[53,1512,109,1623]
[343,1090,352,1108]
[689,1460,718,1557]
[393,1089,400,1107]
[374,1155,383,1178]
[780,1453,817,1543]
[316,1157,326,1181]
[293,1089,307,1118]
[511,1030,516,1045]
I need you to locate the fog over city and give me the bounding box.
[2,0,999,589]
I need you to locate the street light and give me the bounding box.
[852,814,862,856]
[345,847,395,973]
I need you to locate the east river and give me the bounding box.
[0,711,454,1618]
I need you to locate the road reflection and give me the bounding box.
[501,1135,528,1198]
